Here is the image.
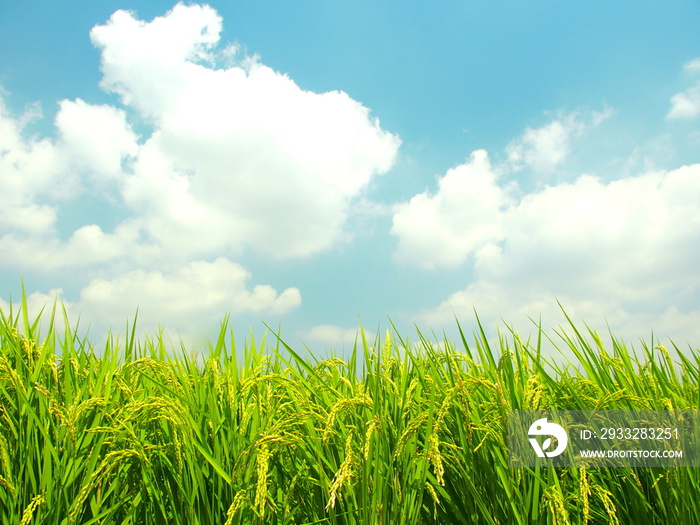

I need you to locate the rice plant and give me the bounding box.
[0,294,698,524]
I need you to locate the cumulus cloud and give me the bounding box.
[0,259,299,343]
[0,3,400,339]
[414,162,700,289]
[87,3,400,261]
[2,2,398,267]
[0,1,403,350]
[0,287,81,342]
[90,3,223,120]
[392,116,700,346]
[56,98,139,182]
[0,287,67,321]
[0,95,141,238]
[506,109,612,174]
[303,324,360,347]
[70,257,301,343]
[668,87,700,120]
[667,57,700,120]
[391,150,513,269]
[0,95,145,270]
[0,99,67,234]
[79,258,301,328]
[0,221,154,271]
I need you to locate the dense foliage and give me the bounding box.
[1,299,698,524]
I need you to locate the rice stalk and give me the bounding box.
[0,293,697,524]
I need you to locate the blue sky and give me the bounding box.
[1,1,699,355]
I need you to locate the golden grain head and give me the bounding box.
[19,494,44,525]
[579,467,591,525]
[594,485,620,525]
[363,416,381,459]
[394,411,429,460]
[254,442,272,517]
[426,432,445,486]
[544,485,571,525]
[224,489,248,525]
[325,435,357,512]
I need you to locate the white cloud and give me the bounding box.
[90,4,222,120]
[506,109,612,174]
[79,258,301,332]
[668,87,700,120]
[0,99,67,233]
[2,2,399,272]
[393,120,700,347]
[0,95,138,240]
[56,98,139,182]
[0,94,140,236]
[391,150,513,269]
[303,324,360,347]
[87,3,400,261]
[0,287,80,342]
[0,287,66,320]
[0,221,154,271]
[507,119,572,173]
[667,57,700,120]
[0,259,300,344]
[0,3,399,340]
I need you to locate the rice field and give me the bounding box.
[1,297,698,524]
